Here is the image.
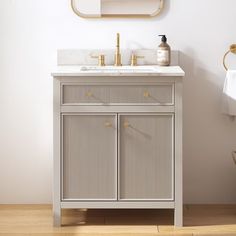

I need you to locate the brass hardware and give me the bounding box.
[131,54,144,66]
[223,44,236,71]
[105,122,112,128]
[85,91,93,97]
[114,33,122,66]
[90,54,106,66]
[99,55,106,66]
[143,91,150,98]
[233,151,236,165]
[123,121,130,128]
[71,0,164,18]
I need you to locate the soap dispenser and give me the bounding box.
[157,35,171,66]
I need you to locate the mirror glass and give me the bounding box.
[71,0,164,18]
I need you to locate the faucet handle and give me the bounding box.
[131,54,145,66]
[90,54,106,66]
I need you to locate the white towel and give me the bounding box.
[222,70,236,116]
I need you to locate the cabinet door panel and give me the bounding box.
[119,114,174,200]
[62,114,117,200]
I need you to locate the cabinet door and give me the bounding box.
[119,114,174,201]
[62,114,117,200]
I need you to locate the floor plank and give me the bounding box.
[0,205,236,235]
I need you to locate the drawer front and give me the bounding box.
[62,85,108,104]
[109,85,174,105]
[62,84,174,105]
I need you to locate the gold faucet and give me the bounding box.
[114,33,122,66]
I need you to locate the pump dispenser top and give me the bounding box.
[159,35,167,43]
[157,35,171,66]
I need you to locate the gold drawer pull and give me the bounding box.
[143,91,150,98]
[233,151,236,165]
[123,121,130,128]
[85,91,93,97]
[105,122,112,128]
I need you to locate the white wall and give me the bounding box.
[0,0,236,204]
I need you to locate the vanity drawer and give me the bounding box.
[62,84,174,105]
[62,85,108,104]
[108,85,174,105]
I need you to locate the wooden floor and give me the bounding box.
[0,205,236,235]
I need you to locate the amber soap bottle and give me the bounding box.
[157,35,171,66]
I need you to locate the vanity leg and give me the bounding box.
[174,206,183,227]
[174,79,183,228]
[53,205,61,227]
[53,78,61,227]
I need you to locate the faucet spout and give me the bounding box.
[114,33,122,66]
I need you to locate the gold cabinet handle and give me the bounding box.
[233,151,236,165]
[104,122,112,128]
[85,91,93,97]
[123,121,130,128]
[143,91,150,98]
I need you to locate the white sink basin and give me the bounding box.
[80,66,156,73]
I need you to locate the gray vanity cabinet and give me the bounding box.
[62,114,117,200]
[119,114,174,201]
[53,73,184,227]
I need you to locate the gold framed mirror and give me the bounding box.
[71,0,164,18]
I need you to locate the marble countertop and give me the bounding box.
[51,65,185,77]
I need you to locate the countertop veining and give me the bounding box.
[51,65,185,77]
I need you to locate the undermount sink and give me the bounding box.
[80,66,157,73]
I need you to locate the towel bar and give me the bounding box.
[223,44,236,70]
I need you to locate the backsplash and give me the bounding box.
[57,49,179,66]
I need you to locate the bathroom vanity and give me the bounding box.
[52,62,184,227]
